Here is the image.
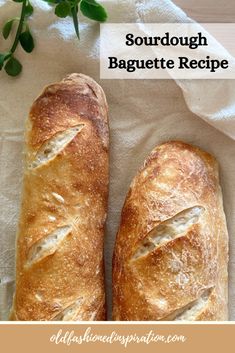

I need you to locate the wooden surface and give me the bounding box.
[173,0,235,22]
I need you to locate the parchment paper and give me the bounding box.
[0,0,234,320]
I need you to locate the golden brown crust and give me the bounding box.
[112,141,228,321]
[10,73,109,321]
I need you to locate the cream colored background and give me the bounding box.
[0,0,235,321]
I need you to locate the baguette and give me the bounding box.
[10,73,109,321]
[112,141,228,321]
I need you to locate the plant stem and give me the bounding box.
[10,0,27,53]
[71,4,79,39]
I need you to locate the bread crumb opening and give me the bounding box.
[133,206,205,260]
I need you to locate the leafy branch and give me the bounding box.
[0,0,34,76]
[0,0,107,77]
[44,0,107,40]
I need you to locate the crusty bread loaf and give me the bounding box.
[112,141,228,321]
[10,73,109,321]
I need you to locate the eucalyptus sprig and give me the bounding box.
[0,0,107,77]
[0,0,34,76]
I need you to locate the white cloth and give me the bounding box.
[0,0,234,320]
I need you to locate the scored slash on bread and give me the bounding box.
[112,141,228,321]
[132,206,205,260]
[29,124,85,169]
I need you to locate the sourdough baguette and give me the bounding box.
[10,73,109,321]
[113,141,228,321]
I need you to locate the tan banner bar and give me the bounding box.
[0,324,234,353]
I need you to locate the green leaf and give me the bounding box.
[25,2,34,17]
[4,56,22,76]
[19,30,34,53]
[80,0,107,22]
[42,0,62,3]
[2,19,15,39]
[12,0,24,2]
[82,0,99,5]
[0,53,6,70]
[55,1,71,18]
[2,21,12,40]
[0,52,11,70]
